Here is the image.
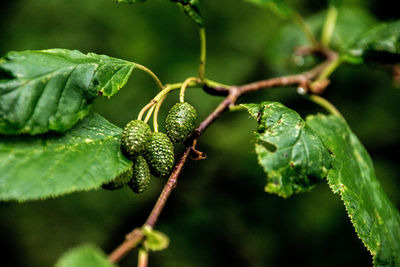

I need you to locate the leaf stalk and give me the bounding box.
[307,94,342,117]
[321,5,339,47]
[293,13,319,47]
[180,77,200,103]
[199,27,206,81]
[135,63,164,90]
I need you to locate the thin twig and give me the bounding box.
[137,248,149,267]
[293,13,319,47]
[198,27,207,81]
[144,104,156,124]
[145,146,191,227]
[138,100,157,121]
[152,95,167,133]
[180,77,200,103]
[236,56,336,95]
[135,63,164,91]
[321,5,339,47]
[307,94,342,118]
[108,229,144,263]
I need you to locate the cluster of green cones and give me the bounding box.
[103,102,197,193]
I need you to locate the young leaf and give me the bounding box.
[0,112,132,201]
[345,20,400,64]
[169,0,204,27]
[142,225,170,251]
[55,244,116,267]
[0,49,135,135]
[242,102,331,198]
[306,114,400,266]
[244,0,293,18]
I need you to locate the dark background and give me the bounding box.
[0,0,399,266]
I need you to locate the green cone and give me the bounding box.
[144,132,175,177]
[129,156,151,194]
[102,167,133,190]
[121,120,151,158]
[166,102,197,143]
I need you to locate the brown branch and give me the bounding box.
[145,146,191,227]
[138,249,149,267]
[236,58,335,95]
[393,65,400,87]
[295,45,337,60]
[108,51,338,264]
[108,228,144,263]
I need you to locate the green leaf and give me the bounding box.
[306,114,400,266]
[242,102,332,198]
[170,0,204,27]
[0,49,135,135]
[345,20,400,64]
[265,5,376,75]
[142,225,170,251]
[333,6,377,48]
[0,112,132,201]
[244,0,293,18]
[55,244,116,267]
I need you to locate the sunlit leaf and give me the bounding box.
[0,49,135,135]
[242,102,331,198]
[307,114,400,266]
[0,112,132,201]
[55,244,115,267]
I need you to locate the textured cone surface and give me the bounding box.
[166,102,197,143]
[129,156,151,194]
[102,167,133,190]
[121,120,151,158]
[144,132,175,177]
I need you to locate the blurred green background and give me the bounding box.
[0,0,399,266]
